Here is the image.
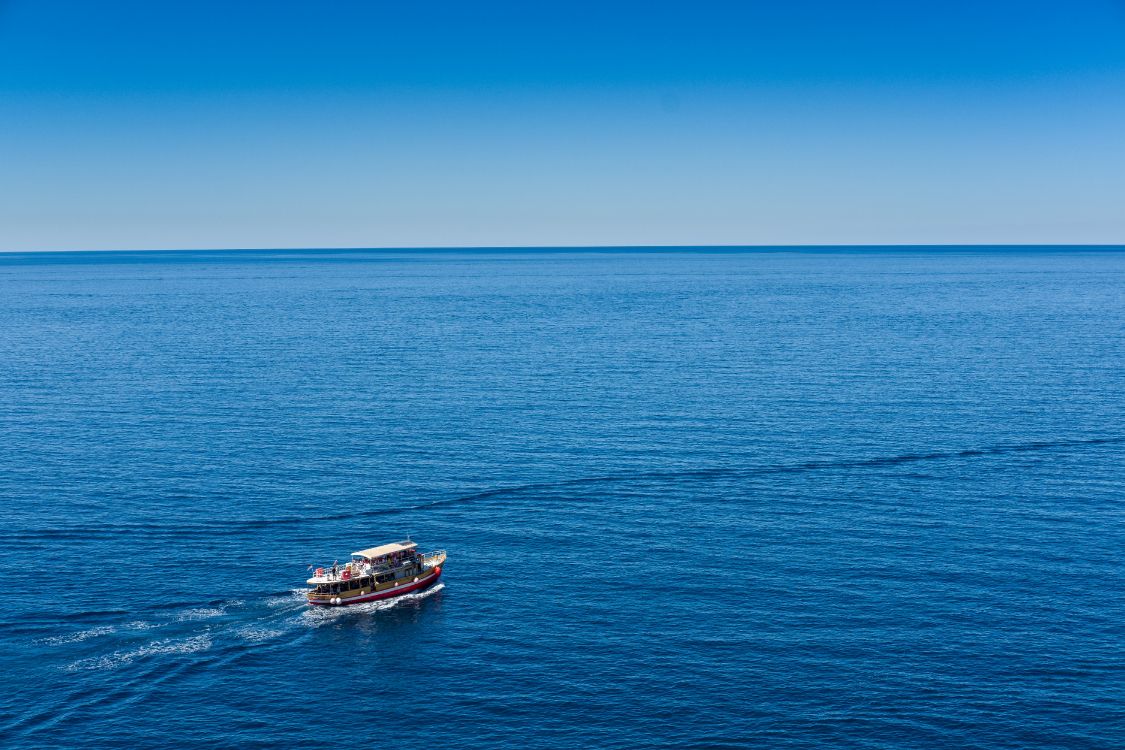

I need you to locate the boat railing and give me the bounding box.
[312,556,431,583]
[421,550,447,566]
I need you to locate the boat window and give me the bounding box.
[349,580,360,590]
[330,584,340,594]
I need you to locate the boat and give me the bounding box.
[306,540,446,606]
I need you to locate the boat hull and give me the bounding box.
[307,566,442,606]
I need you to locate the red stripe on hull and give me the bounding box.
[308,568,442,606]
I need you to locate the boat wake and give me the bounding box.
[173,606,230,622]
[64,634,214,673]
[35,626,117,646]
[40,583,444,676]
[7,436,1122,542]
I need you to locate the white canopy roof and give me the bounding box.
[351,540,416,559]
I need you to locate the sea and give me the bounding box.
[0,247,1122,749]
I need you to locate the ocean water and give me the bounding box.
[0,247,1122,749]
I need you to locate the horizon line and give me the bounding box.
[3,243,1125,255]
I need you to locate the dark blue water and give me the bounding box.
[1,248,1123,749]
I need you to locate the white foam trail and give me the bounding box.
[300,583,445,627]
[64,635,213,672]
[267,589,309,608]
[236,626,286,643]
[37,626,116,646]
[174,606,227,622]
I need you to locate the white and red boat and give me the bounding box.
[306,540,445,606]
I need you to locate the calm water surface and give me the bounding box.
[0,248,1122,749]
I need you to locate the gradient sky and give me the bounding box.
[2,1,1124,250]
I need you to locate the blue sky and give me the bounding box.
[2,0,1124,250]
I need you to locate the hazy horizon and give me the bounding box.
[5,243,1125,255]
[6,244,1125,257]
